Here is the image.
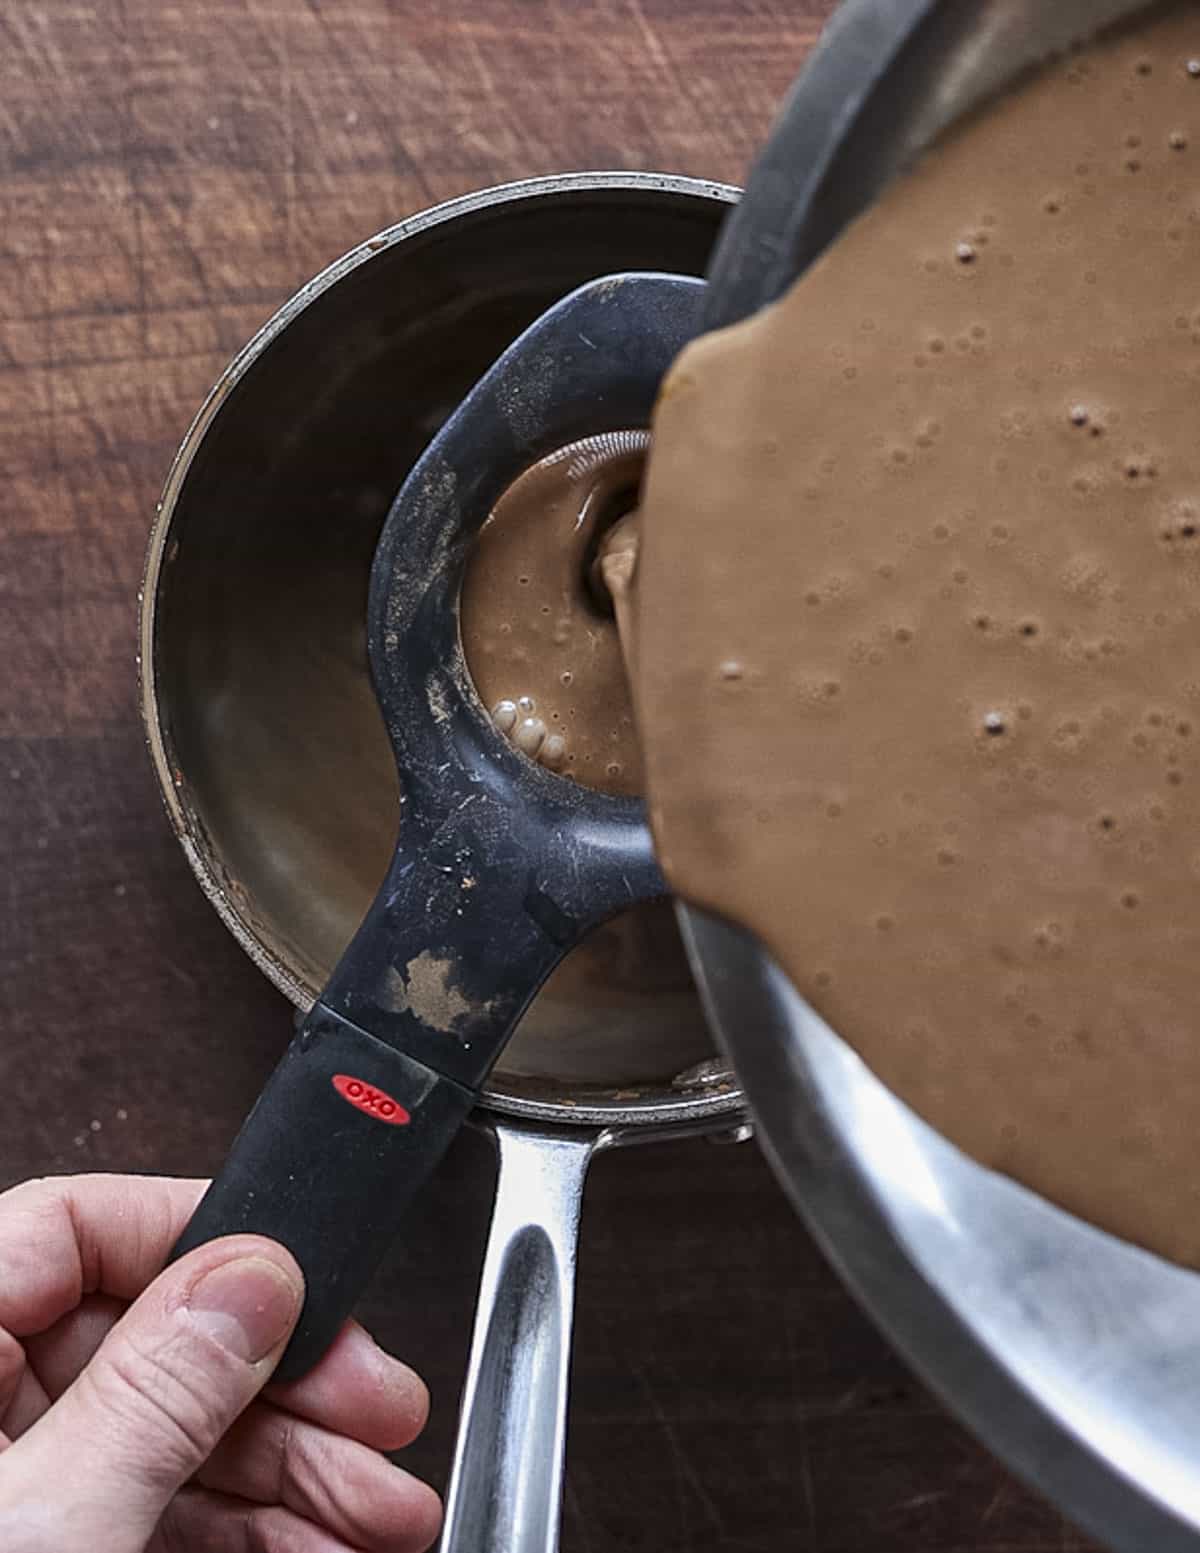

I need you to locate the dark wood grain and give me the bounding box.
[0,3,1103,1549]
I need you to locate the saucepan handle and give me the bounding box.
[439,1121,608,1553]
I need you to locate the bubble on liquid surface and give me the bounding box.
[541,734,567,770]
[514,716,547,756]
[492,699,518,735]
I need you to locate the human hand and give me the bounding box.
[0,1174,442,1553]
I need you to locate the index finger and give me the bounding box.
[0,1173,206,1337]
[267,1320,431,1450]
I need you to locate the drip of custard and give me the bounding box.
[634,4,1200,1267]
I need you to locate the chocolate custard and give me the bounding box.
[460,433,646,795]
[636,5,1200,1265]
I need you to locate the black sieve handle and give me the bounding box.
[169,1005,475,1383]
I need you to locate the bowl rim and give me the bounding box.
[138,169,746,1130]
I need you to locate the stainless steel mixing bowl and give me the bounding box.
[684,5,1200,1550]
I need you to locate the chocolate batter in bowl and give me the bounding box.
[640,0,1200,1270]
[624,5,1200,1552]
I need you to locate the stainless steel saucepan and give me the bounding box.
[139,172,745,1553]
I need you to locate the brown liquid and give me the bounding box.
[460,433,646,795]
[635,6,1200,1266]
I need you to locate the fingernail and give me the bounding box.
[186,1257,303,1363]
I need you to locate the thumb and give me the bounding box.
[2,1235,303,1553]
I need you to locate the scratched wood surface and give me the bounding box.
[0,2,1106,1549]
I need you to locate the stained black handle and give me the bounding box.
[169,1005,475,1382]
[169,273,700,1381]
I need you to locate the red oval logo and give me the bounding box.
[331,1073,411,1126]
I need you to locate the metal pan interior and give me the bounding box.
[141,173,744,1129]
